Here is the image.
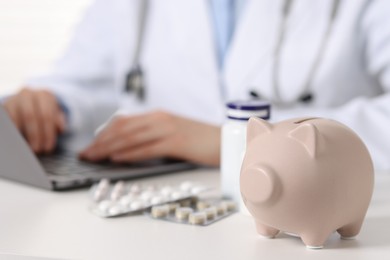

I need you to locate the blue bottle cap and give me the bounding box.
[226,100,271,120]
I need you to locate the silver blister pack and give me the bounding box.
[89,179,210,218]
[145,199,237,226]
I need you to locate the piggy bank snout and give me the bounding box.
[240,166,278,204]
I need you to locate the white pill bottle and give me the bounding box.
[221,100,271,214]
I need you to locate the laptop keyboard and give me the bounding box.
[39,153,114,175]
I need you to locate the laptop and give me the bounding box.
[0,107,195,191]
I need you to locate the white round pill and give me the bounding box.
[160,186,173,196]
[130,200,146,211]
[119,195,135,207]
[150,195,165,205]
[190,185,206,195]
[129,184,141,194]
[108,204,124,216]
[98,200,114,213]
[171,191,185,200]
[189,212,207,225]
[140,191,154,202]
[175,207,194,221]
[180,181,193,192]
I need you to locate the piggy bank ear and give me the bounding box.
[288,123,319,158]
[247,117,272,143]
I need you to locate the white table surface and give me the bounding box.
[0,169,389,260]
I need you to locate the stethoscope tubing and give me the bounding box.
[271,0,340,106]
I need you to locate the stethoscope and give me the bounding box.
[271,0,341,105]
[124,0,340,105]
[124,0,149,101]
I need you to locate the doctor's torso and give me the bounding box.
[112,0,381,123]
[25,0,390,171]
[36,0,384,126]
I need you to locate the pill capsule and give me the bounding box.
[93,189,107,202]
[110,192,122,201]
[221,200,236,211]
[112,180,125,191]
[110,181,126,201]
[203,207,217,220]
[175,207,194,221]
[93,179,110,202]
[196,201,211,210]
[189,212,207,225]
[151,205,170,218]
[97,178,110,190]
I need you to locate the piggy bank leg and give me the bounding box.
[301,232,331,249]
[255,220,279,238]
[337,218,364,239]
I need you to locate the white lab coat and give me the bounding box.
[28,0,390,170]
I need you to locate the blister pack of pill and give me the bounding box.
[89,179,210,218]
[145,199,237,226]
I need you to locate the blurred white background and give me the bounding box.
[0,0,91,95]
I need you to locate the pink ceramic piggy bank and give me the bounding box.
[240,117,374,249]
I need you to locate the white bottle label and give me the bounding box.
[221,120,250,214]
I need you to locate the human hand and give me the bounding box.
[79,110,221,166]
[3,88,67,153]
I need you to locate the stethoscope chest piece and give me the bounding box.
[125,66,145,101]
[299,92,314,103]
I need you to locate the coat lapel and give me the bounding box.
[167,0,219,76]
